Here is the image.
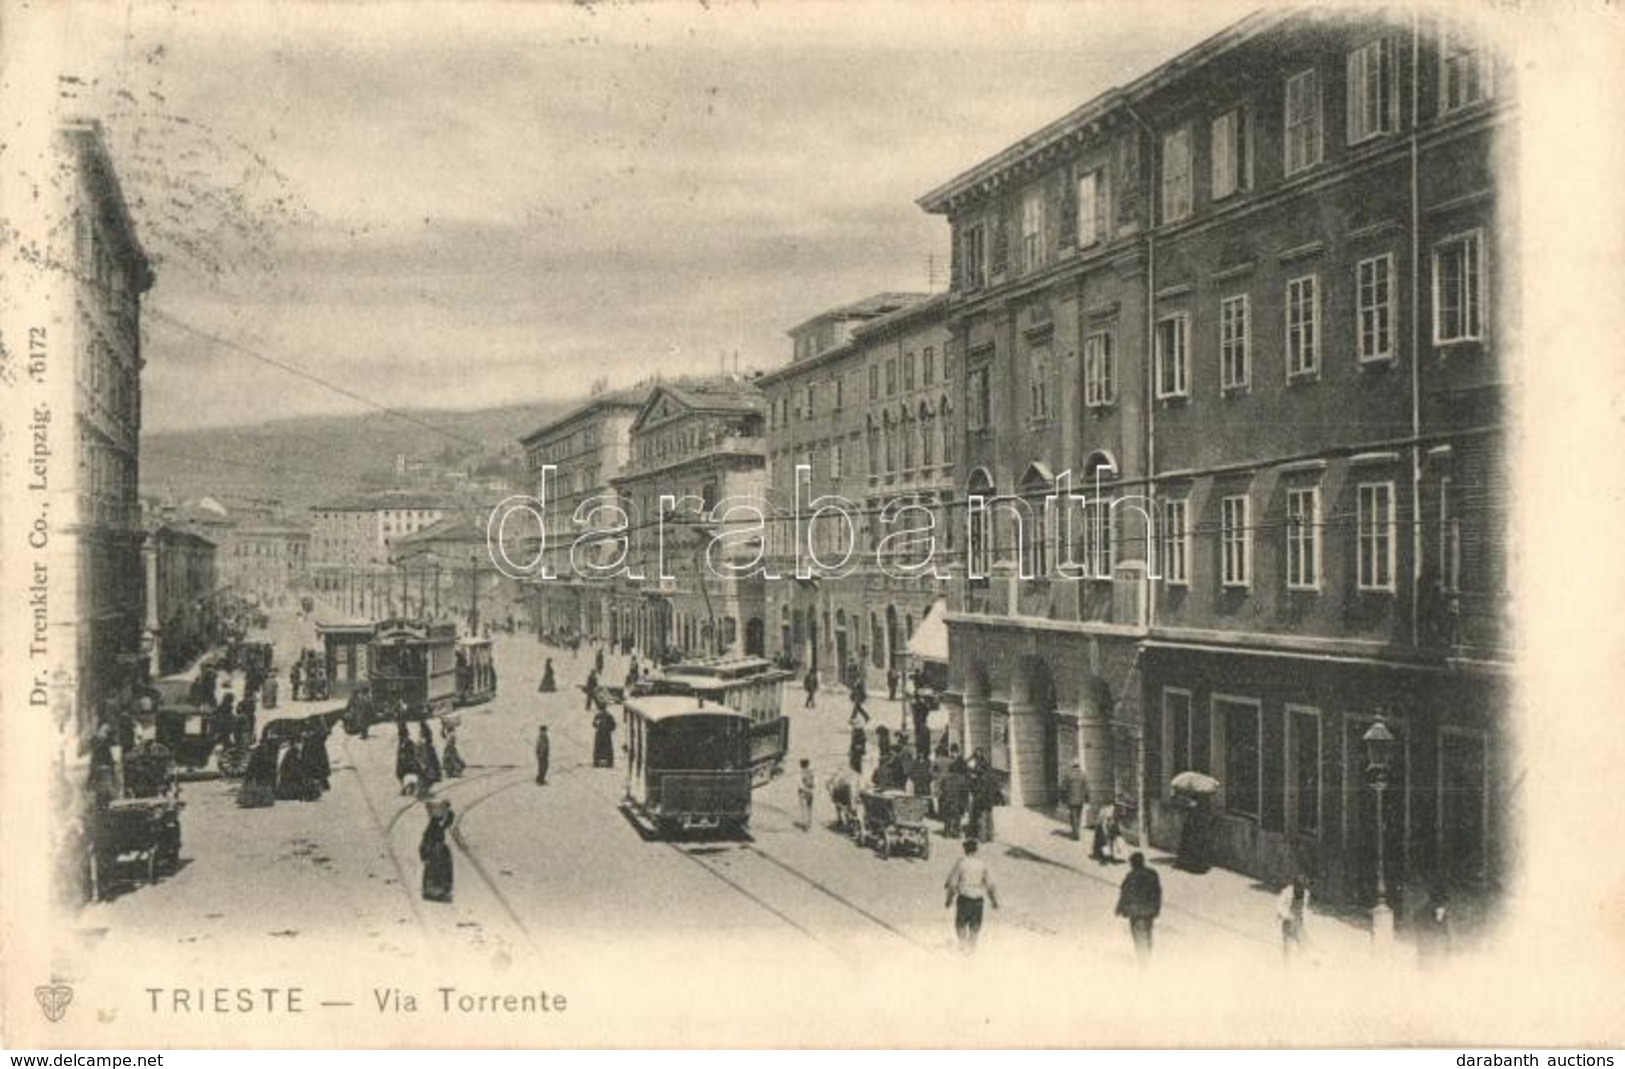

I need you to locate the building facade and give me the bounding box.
[608,378,769,659]
[219,523,311,604]
[143,524,218,676]
[53,121,155,737]
[308,492,454,617]
[518,387,647,642]
[759,292,955,690]
[919,9,1513,908]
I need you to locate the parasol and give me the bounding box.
[1170,770,1222,795]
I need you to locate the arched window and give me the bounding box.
[1020,465,1052,578]
[967,468,995,576]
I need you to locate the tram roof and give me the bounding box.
[621,695,752,723]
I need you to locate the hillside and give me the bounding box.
[141,401,570,513]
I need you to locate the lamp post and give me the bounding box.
[1363,713,1397,949]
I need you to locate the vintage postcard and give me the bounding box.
[2,0,1622,1050]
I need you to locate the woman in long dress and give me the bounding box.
[591,709,616,768]
[419,800,455,903]
[237,737,278,808]
[395,723,419,795]
[538,658,557,693]
[417,723,443,793]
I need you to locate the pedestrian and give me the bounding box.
[420,799,455,903]
[417,722,442,795]
[875,724,892,763]
[1174,791,1214,873]
[848,725,867,775]
[797,758,815,831]
[301,722,331,796]
[442,724,466,778]
[592,706,617,768]
[263,672,279,710]
[938,757,967,837]
[944,837,999,953]
[911,690,932,755]
[886,666,900,701]
[1092,804,1122,864]
[1416,885,1454,969]
[1277,873,1311,962]
[539,658,557,693]
[1115,851,1162,964]
[395,721,419,794]
[803,668,818,709]
[289,661,303,702]
[1061,759,1090,840]
[850,677,868,722]
[534,725,551,785]
[275,737,306,800]
[237,736,278,808]
[594,646,605,675]
[584,668,599,712]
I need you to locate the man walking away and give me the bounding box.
[1116,851,1162,965]
[1061,759,1090,840]
[797,758,815,831]
[944,838,998,954]
[803,668,818,710]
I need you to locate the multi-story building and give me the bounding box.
[308,491,455,617]
[919,9,1512,907]
[609,377,769,659]
[143,524,218,675]
[518,386,647,641]
[49,121,155,735]
[759,292,955,688]
[219,522,311,604]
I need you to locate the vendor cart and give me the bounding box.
[858,788,931,859]
[88,746,184,899]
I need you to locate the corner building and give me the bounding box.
[920,9,1513,909]
[759,293,955,689]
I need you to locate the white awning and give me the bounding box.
[907,597,950,664]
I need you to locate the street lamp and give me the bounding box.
[1362,712,1397,948]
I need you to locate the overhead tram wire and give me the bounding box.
[145,307,485,449]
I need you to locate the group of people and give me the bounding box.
[237,720,332,807]
[395,717,465,797]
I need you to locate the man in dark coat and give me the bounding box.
[302,723,331,795]
[803,668,818,709]
[1061,759,1091,840]
[850,678,869,722]
[534,725,551,785]
[847,725,867,775]
[1115,851,1163,964]
[584,669,599,712]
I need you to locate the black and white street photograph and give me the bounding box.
[1,0,1623,1052]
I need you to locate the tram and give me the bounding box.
[454,636,497,707]
[368,618,459,717]
[620,696,754,836]
[630,655,792,786]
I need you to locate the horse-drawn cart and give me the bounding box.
[857,789,931,859]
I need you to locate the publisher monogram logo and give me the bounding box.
[35,982,73,1022]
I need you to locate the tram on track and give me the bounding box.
[630,655,791,785]
[454,636,497,707]
[368,618,460,717]
[620,695,753,836]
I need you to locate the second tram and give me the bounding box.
[368,618,459,716]
[621,696,753,836]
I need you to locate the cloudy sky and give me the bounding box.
[41,0,1250,432]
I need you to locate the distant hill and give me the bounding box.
[141,401,571,513]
